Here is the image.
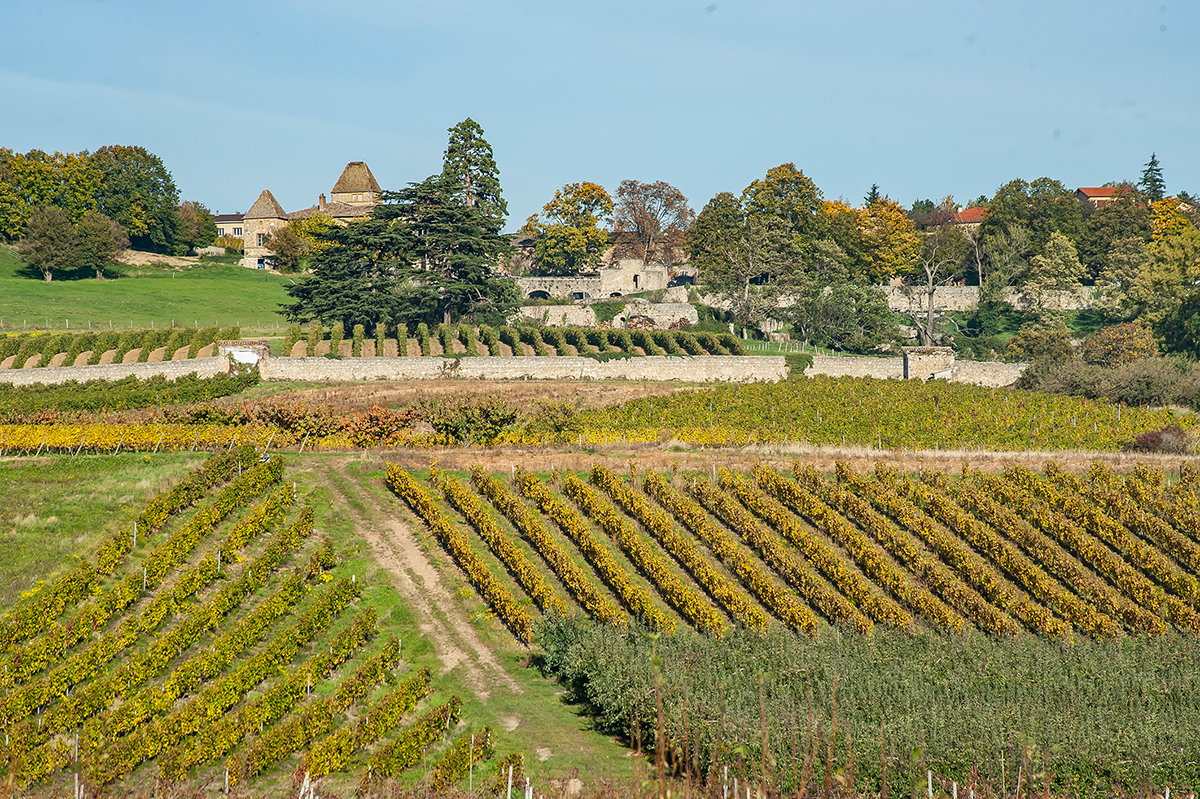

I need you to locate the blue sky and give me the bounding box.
[1,1,1195,229]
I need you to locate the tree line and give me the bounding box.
[0,145,217,279]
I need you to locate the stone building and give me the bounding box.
[224,161,383,269]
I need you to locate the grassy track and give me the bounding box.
[0,245,292,332]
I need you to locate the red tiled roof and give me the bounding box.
[952,207,987,224]
[1076,187,1119,198]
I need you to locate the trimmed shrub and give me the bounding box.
[352,324,365,357]
[395,322,408,357]
[416,323,431,356]
[374,322,385,357]
[306,323,323,357]
[282,324,302,357]
[329,321,345,356]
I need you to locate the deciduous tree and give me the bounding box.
[76,209,127,280]
[1075,183,1150,279]
[91,145,180,253]
[685,191,799,319]
[522,182,613,275]
[1024,231,1085,318]
[859,198,921,283]
[18,205,78,282]
[174,200,218,254]
[905,223,970,345]
[612,179,694,265]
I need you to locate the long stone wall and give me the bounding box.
[804,354,1026,387]
[259,355,787,383]
[0,357,229,386]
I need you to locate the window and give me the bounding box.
[216,227,224,237]
[256,233,264,247]
[256,258,265,269]
[233,227,242,236]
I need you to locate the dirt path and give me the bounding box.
[319,459,520,701]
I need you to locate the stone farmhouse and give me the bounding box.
[216,161,382,269]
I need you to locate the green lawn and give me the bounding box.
[0,245,294,333]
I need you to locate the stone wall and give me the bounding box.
[259,355,786,383]
[885,285,1094,313]
[617,302,699,328]
[952,360,1028,388]
[0,357,229,387]
[515,259,671,299]
[804,353,1026,387]
[805,355,904,380]
[515,306,598,327]
[902,347,956,380]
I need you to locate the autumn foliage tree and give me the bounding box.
[612,179,694,266]
[521,182,613,275]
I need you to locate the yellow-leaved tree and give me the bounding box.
[859,198,920,283]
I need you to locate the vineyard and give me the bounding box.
[1,373,1191,455]
[0,449,524,796]
[384,458,1200,789]
[0,327,239,370]
[278,321,748,360]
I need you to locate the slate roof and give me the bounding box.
[332,161,381,194]
[214,213,243,223]
[244,190,288,220]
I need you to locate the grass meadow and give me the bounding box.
[0,245,293,333]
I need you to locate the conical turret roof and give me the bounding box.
[244,189,288,220]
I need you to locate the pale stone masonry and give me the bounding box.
[259,355,788,383]
[0,357,229,386]
[233,161,383,269]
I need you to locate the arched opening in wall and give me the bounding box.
[527,290,551,300]
[610,292,623,297]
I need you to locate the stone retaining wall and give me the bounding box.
[0,357,229,386]
[805,355,904,380]
[259,355,786,383]
[804,353,1026,387]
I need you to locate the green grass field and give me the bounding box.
[0,245,293,333]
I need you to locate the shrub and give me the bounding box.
[306,323,323,357]
[162,329,189,361]
[437,323,455,355]
[1124,423,1192,454]
[418,395,519,445]
[282,324,302,357]
[459,325,479,356]
[1102,358,1190,407]
[416,323,431,356]
[1080,323,1159,367]
[374,322,385,357]
[329,321,345,356]
[523,399,583,436]
[89,332,120,365]
[478,324,499,354]
[137,330,170,362]
[1004,325,1074,362]
[395,322,409,357]
[351,324,365,357]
